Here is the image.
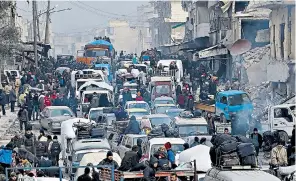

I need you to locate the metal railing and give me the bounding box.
[153,69,177,77]
[6,165,115,181]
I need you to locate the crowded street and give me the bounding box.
[0,0,295,181]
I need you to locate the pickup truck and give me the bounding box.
[195,90,253,123]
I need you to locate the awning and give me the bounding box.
[198,45,228,58]
[172,22,186,29]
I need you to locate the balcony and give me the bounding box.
[210,17,231,32]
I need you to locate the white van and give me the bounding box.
[157,59,183,83]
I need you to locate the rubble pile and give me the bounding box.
[242,44,270,69]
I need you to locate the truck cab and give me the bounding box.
[268,104,295,137]
[215,90,253,122]
[149,76,175,101]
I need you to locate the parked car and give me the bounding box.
[40,106,74,132]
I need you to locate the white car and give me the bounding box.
[124,101,150,113]
[145,114,173,128]
[172,117,209,137]
[141,138,185,165]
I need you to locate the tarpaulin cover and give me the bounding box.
[87,39,113,50]
[178,145,211,172]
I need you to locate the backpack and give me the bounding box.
[50,141,61,155]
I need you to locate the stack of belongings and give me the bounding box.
[148,126,164,139]
[210,134,257,167]
[90,124,106,138]
[160,124,179,138]
[73,122,92,138]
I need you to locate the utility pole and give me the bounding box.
[44,0,50,44]
[36,2,40,41]
[32,0,38,67]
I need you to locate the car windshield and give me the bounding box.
[228,93,251,106]
[156,106,176,114]
[154,99,175,105]
[149,117,172,127]
[155,85,170,94]
[151,144,184,155]
[166,110,184,118]
[133,137,147,146]
[178,125,209,136]
[129,103,149,110]
[130,111,149,117]
[89,110,103,120]
[85,49,108,57]
[50,109,73,117]
[73,153,86,162]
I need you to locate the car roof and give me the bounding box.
[126,108,148,112]
[155,96,174,100]
[175,117,208,125]
[126,101,147,104]
[73,138,110,151]
[155,104,176,107]
[166,108,184,112]
[149,138,185,145]
[83,90,109,94]
[89,107,105,111]
[46,106,70,110]
[125,134,148,138]
[219,90,247,96]
[146,114,170,118]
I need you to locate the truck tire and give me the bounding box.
[220,114,227,123]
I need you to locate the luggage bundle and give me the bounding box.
[210,134,257,167]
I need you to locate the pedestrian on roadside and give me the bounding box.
[18,106,29,131]
[23,126,36,155]
[4,83,12,108]
[48,135,61,166]
[0,89,6,116]
[250,128,263,156]
[9,87,17,112]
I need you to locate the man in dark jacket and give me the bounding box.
[9,133,22,148]
[0,89,6,116]
[98,151,119,169]
[23,126,36,154]
[154,151,170,171]
[291,125,295,147]
[250,128,263,156]
[119,146,141,171]
[77,167,92,181]
[143,157,158,181]
[183,143,189,150]
[124,116,141,134]
[190,137,199,148]
[9,88,16,112]
[18,106,29,131]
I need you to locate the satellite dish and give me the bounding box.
[187,24,193,31]
[229,39,252,56]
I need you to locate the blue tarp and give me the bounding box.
[87,40,113,50]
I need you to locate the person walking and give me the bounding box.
[9,87,17,112]
[48,135,61,166]
[250,128,263,156]
[0,89,6,116]
[18,106,29,131]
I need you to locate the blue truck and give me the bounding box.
[196,90,253,123]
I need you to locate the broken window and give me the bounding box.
[280,23,285,59]
[274,108,293,122]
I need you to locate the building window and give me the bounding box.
[280,23,285,59]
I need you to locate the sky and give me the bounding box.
[16,1,148,33]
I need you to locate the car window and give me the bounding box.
[121,136,127,146]
[149,117,172,128]
[126,137,133,147]
[129,103,149,110]
[154,99,174,105]
[156,106,176,114]
[50,109,73,117]
[155,85,170,94]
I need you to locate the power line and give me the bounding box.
[75,1,139,18]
